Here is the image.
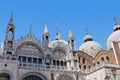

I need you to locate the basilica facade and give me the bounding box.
[0,15,120,80]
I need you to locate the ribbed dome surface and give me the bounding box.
[49,40,72,50]
[79,41,102,57]
[79,33,102,57]
[106,30,120,50]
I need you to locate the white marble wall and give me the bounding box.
[86,67,120,80]
[0,60,19,80]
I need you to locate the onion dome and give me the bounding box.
[49,25,72,54]
[106,17,120,50]
[79,29,102,57]
[84,34,93,42]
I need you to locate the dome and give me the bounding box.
[106,28,120,50]
[79,41,102,57]
[49,40,72,50]
[84,34,93,42]
[114,25,120,31]
[79,34,102,57]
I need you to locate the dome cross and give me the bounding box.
[113,16,118,25]
[85,27,88,35]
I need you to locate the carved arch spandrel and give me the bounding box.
[14,40,44,57]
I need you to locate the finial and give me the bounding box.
[9,12,14,25]
[113,16,118,25]
[85,27,88,35]
[44,23,49,34]
[68,26,74,39]
[84,27,93,42]
[30,25,32,35]
[56,23,59,34]
[55,23,61,40]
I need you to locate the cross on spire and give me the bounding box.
[30,25,32,35]
[113,16,118,25]
[56,23,59,33]
[55,23,61,40]
[85,27,88,35]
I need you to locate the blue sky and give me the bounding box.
[0,0,120,49]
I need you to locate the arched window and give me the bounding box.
[84,65,86,70]
[78,57,80,62]
[61,61,63,66]
[83,58,85,64]
[79,65,81,69]
[28,57,32,63]
[33,58,37,64]
[53,60,56,65]
[51,73,54,80]
[57,60,59,66]
[106,56,110,62]
[22,56,26,63]
[65,61,67,66]
[38,58,42,64]
[101,57,104,61]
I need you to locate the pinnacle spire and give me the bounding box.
[44,23,49,34]
[9,13,14,25]
[68,27,75,50]
[43,23,50,47]
[68,27,74,39]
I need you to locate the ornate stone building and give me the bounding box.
[0,15,120,80]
